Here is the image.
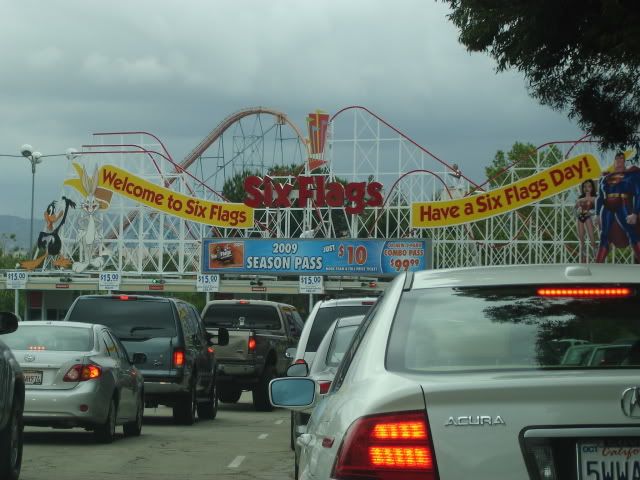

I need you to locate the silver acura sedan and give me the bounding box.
[3,321,145,443]
[271,264,640,480]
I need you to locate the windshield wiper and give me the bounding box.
[130,326,165,334]
[118,336,151,342]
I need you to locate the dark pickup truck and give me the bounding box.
[201,299,303,411]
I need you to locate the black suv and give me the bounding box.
[65,295,228,425]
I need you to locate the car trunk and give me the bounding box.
[420,370,640,479]
[15,351,91,390]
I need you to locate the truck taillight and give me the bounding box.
[173,348,185,367]
[319,380,332,394]
[63,364,102,382]
[248,336,257,352]
[332,411,438,480]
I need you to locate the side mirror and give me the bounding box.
[0,312,19,335]
[286,361,309,377]
[131,353,147,365]
[285,347,297,359]
[269,377,316,410]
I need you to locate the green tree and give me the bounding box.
[442,0,640,150]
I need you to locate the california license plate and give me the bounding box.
[579,441,640,479]
[23,370,43,385]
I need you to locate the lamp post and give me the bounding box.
[20,145,42,257]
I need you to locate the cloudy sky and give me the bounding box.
[0,0,584,218]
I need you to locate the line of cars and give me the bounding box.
[0,294,232,480]
[271,264,640,480]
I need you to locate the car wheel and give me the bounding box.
[123,393,143,437]
[197,380,218,420]
[252,364,275,412]
[95,398,117,443]
[218,387,242,404]
[173,384,196,425]
[0,394,23,480]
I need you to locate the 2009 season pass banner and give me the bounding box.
[201,238,430,276]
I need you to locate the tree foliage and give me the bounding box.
[442,0,640,150]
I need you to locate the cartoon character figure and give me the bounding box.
[594,152,640,262]
[20,197,76,270]
[71,165,111,272]
[575,179,597,263]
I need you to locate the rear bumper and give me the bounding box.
[23,381,111,428]
[143,375,190,405]
[217,362,260,377]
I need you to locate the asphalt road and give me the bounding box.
[20,392,294,480]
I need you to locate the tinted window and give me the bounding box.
[307,305,371,352]
[387,285,640,372]
[67,298,177,339]
[4,326,93,351]
[326,325,360,367]
[203,305,281,330]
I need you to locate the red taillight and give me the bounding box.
[537,287,631,297]
[332,411,438,480]
[119,295,130,300]
[207,346,215,354]
[28,345,46,351]
[63,364,102,382]
[294,358,306,365]
[173,348,185,367]
[238,299,250,305]
[319,380,332,394]
[248,337,257,352]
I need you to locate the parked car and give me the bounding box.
[0,312,23,480]
[64,294,228,425]
[289,314,365,478]
[271,264,640,480]
[201,299,302,411]
[287,297,375,449]
[3,321,144,443]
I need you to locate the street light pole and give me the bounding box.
[20,145,42,257]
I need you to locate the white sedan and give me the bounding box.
[271,264,640,480]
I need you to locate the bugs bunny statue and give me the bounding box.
[72,166,104,272]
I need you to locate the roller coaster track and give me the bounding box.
[331,106,596,250]
[96,108,308,239]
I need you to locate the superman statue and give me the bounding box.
[594,152,640,262]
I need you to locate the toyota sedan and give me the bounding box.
[3,321,145,443]
[271,264,640,480]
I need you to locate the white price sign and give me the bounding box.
[99,272,121,291]
[299,275,324,294]
[197,274,220,292]
[6,271,27,289]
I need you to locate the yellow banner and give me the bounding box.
[65,164,254,229]
[411,154,602,228]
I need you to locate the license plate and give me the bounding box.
[23,370,43,385]
[579,441,640,479]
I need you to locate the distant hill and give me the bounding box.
[0,215,32,250]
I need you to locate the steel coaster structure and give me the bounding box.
[57,106,633,277]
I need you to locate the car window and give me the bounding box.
[332,299,381,392]
[282,308,300,337]
[177,302,195,336]
[203,304,282,330]
[67,298,177,339]
[102,330,118,358]
[107,331,130,363]
[386,285,640,372]
[306,305,372,352]
[326,325,360,367]
[3,325,93,352]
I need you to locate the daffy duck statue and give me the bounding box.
[21,196,76,270]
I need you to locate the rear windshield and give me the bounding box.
[326,325,360,367]
[307,305,372,352]
[67,298,177,339]
[387,285,640,372]
[203,305,281,330]
[4,326,93,352]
